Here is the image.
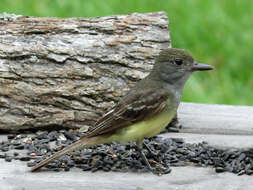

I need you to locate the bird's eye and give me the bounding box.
[174,58,183,66]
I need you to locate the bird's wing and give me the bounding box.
[85,88,169,138]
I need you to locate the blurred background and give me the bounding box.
[1,0,252,105]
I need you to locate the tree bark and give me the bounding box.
[0,12,171,131]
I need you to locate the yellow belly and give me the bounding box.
[107,106,176,143]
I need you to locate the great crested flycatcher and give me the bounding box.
[31,48,213,173]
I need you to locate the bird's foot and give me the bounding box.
[149,160,171,175]
[137,147,171,175]
[143,141,159,156]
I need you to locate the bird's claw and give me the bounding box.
[148,159,171,176]
[143,142,159,156]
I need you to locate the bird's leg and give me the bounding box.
[143,141,158,156]
[136,139,171,175]
[136,139,157,174]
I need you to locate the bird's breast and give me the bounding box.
[108,101,177,143]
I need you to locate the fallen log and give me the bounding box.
[0,12,171,130]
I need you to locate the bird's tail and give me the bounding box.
[30,136,104,172]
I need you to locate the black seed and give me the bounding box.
[215,167,225,173]
[11,140,21,146]
[64,131,77,141]
[238,153,246,162]
[38,131,49,138]
[20,157,31,161]
[244,157,251,164]
[53,168,62,172]
[0,153,7,158]
[170,158,179,163]
[7,134,16,139]
[82,164,91,171]
[102,166,110,172]
[190,157,199,163]
[163,168,172,174]
[13,152,19,156]
[14,145,24,150]
[246,170,253,175]
[1,147,9,152]
[48,131,59,141]
[245,163,252,171]
[172,138,184,144]
[5,157,12,162]
[237,170,246,176]
[27,162,36,167]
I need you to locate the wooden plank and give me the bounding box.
[178,102,253,135]
[161,133,253,149]
[0,159,252,190]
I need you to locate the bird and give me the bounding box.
[30,48,213,173]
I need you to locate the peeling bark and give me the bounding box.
[0,12,171,131]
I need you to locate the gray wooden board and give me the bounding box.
[1,159,253,190]
[178,102,253,135]
[161,133,253,149]
[1,102,253,190]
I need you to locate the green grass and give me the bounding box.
[1,0,252,105]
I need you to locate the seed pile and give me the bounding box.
[1,130,253,175]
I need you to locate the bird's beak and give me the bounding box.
[191,62,214,71]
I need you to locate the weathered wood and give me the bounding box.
[0,12,171,131]
[162,133,253,149]
[1,159,252,190]
[178,102,253,135]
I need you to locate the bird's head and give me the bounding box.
[152,48,214,86]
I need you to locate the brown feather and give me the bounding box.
[84,88,169,138]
